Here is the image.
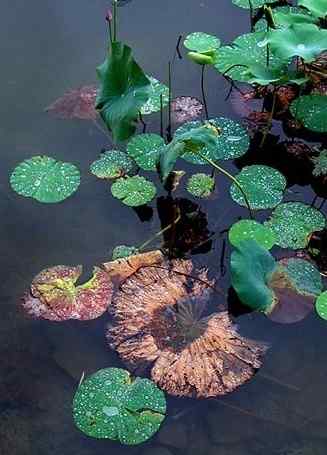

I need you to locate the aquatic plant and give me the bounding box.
[45,85,98,120]
[316,291,327,320]
[311,149,327,176]
[290,94,327,133]
[111,175,157,206]
[186,173,215,198]
[228,219,276,249]
[140,76,169,115]
[299,0,327,18]
[126,133,165,171]
[90,150,138,179]
[171,96,203,123]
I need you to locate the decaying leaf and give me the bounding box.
[45,85,98,120]
[171,96,203,123]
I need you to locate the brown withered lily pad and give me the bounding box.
[171,96,203,123]
[23,265,113,321]
[45,85,98,120]
[107,260,267,398]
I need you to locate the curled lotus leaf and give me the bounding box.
[184,32,221,54]
[45,85,98,120]
[23,265,113,321]
[112,245,139,260]
[316,291,327,321]
[186,173,215,198]
[107,258,267,398]
[171,96,203,123]
[111,176,157,207]
[264,202,326,249]
[126,133,165,171]
[140,76,169,115]
[290,95,327,133]
[90,150,138,179]
[10,156,80,203]
[229,219,276,250]
[230,165,287,210]
[299,0,327,18]
[73,367,166,445]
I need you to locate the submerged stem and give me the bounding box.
[138,212,181,251]
[260,87,277,148]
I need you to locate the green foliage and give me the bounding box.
[290,95,327,133]
[90,151,137,179]
[112,245,139,260]
[255,7,317,31]
[229,219,276,250]
[284,258,322,297]
[316,291,327,321]
[299,0,327,18]
[186,173,215,198]
[312,150,327,177]
[232,0,273,9]
[140,76,169,115]
[96,42,150,142]
[126,133,165,171]
[111,176,157,206]
[187,52,216,65]
[184,32,221,53]
[73,367,166,445]
[158,141,186,183]
[10,156,80,203]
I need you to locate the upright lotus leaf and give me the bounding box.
[290,95,327,133]
[184,32,221,54]
[126,133,165,171]
[264,202,326,249]
[245,64,308,86]
[22,265,113,321]
[186,173,215,198]
[230,165,287,210]
[10,156,80,203]
[45,85,98,120]
[158,140,186,183]
[140,76,169,115]
[96,42,150,142]
[267,24,327,63]
[171,96,203,123]
[112,245,139,260]
[316,291,327,320]
[232,0,273,8]
[312,150,327,176]
[73,367,166,445]
[299,0,327,18]
[111,176,156,206]
[229,219,276,250]
[90,150,138,179]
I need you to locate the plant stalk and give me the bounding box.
[112,0,118,42]
[259,87,277,148]
[201,65,209,120]
[138,212,181,251]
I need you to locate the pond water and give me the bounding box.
[1,1,327,454]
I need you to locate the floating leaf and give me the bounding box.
[10,156,80,203]
[184,32,220,53]
[126,134,165,171]
[255,6,317,31]
[23,265,113,321]
[45,85,98,120]
[312,150,327,177]
[140,76,169,115]
[299,0,327,18]
[96,42,150,142]
[264,202,326,249]
[230,165,287,210]
[232,0,273,9]
[171,96,203,123]
[316,291,327,320]
[186,173,215,198]
[112,245,139,260]
[229,219,276,250]
[111,176,156,207]
[73,367,166,445]
[90,150,137,179]
[290,94,327,133]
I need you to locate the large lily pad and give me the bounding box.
[264,202,326,249]
[186,173,215,198]
[96,42,150,142]
[10,156,80,203]
[184,32,220,53]
[229,219,276,250]
[45,85,98,120]
[90,150,138,179]
[111,176,157,206]
[316,291,327,320]
[232,0,272,8]
[255,6,317,31]
[140,76,169,115]
[126,133,165,171]
[299,0,327,18]
[73,367,166,445]
[230,165,287,210]
[290,95,327,133]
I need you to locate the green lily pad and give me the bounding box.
[10,156,80,203]
[90,151,137,179]
[229,219,276,249]
[290,95,327,133]
[230,165,287,210]
[112,245,139,260]
[174,117,249,164]
[111,176,157,207]
[73,367,166,445]
[316,291,327,320]
[255,6,317,32]
[312,150,327,177]
[126,134,165,171]
[184,32,220,54]
[140,76,169,115]
[299,0,327,18]
[264,202,326,249]
[232,0,272,8]
[186,173,215,198]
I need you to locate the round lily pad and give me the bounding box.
[126,134,165,171]
[229,219,276,249]
[10,156,80,203]
[184,32,220,53]
[232,0,272,9]
[186,173,215,198]
[316,291,327,321]
[90,150,137,179]
[141,76,169,115]
[290,95,327,133]
[264,202,326,249]
[112,245,139,260]
[73,367,166,445]
[230,165,287,210]
[111,176,157,207]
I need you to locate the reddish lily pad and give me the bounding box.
[45,85,98,120]
[171,97,203,123]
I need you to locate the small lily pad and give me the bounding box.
[230,165,287,210]
[111,176,157,207]
[126,134,165,171]
[312,150,327,177]
[184,32,221,53]
[10,156,80,203]
[112,245,139,260]
[73,367,166,445]
[264,202,326,249]
[90,150,138,179]
[290,95,327,133]
[140,76,169,115]
[229,219,276,249]
[186,173,215,198]
[316,291,327,320]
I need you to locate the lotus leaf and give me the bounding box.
[312,150,327,176]
[171,96,203,123]
[316,291,327,320]
[73,367,166,445]
[10,156,80,203]
[299,0,327,18]
[111,176,156,206]
[158,141,186,183]
[112,245,139,260]
[186,173,215,198]
[126,133,165,171]
[232,0,273,9]
[45,85,98,120]
[229,219,276,249]
[184,32,221,54]
[140,76,169,115]
[96,42,150,142]
[290,95,327,133]
[255,7,317,31]
[264,202,326,249]
[230,165,287,210]
[90,150,137,179]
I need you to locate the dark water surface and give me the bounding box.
[1,1,327,454]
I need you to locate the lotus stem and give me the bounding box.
[201,65,209,120]
[248,0,254,32]
[138,212,181,251]
[259,87,277,148]
[160,94,164,138]
[167,61,172,142]
[258,372,300,392]
[139,111,147,133]
[112,0,118,42]
[175,35,183,60]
